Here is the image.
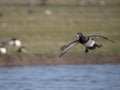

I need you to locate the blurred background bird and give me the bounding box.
[0,45,7,54]
[17,46,27,53]
[2,37,21,47]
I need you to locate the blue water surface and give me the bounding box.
[0,65,120,90]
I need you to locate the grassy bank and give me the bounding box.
[0,1,120,56]
[0,54,120,67]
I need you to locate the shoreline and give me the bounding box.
[0,54,120,67]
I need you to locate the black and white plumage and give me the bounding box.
[2,38,21,47]
[59,33,114,57]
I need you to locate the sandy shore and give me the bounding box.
[0,54,120,67]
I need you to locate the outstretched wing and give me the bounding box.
[89,35,114,42]
[59,40,79,57]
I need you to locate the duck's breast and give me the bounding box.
[83,39,95,47]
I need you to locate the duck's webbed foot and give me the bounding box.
[95,44,103,48]
[85,47,89,53]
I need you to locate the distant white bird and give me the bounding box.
[2,38,21,47]
[99,0,105,6]
[0,45,7,54]
[12,38,21,47]
[59,32,114,57]
[45,9,52,15]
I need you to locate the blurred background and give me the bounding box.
[0,0,120,55]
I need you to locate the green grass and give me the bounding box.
[0,3,120,55]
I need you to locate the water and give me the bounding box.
[0,65,120,90]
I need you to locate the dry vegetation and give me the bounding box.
[0,54,120,66]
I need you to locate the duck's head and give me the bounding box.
[12,37,17,41]
[76,32,83,38]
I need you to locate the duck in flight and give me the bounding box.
[59,33,114,57]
